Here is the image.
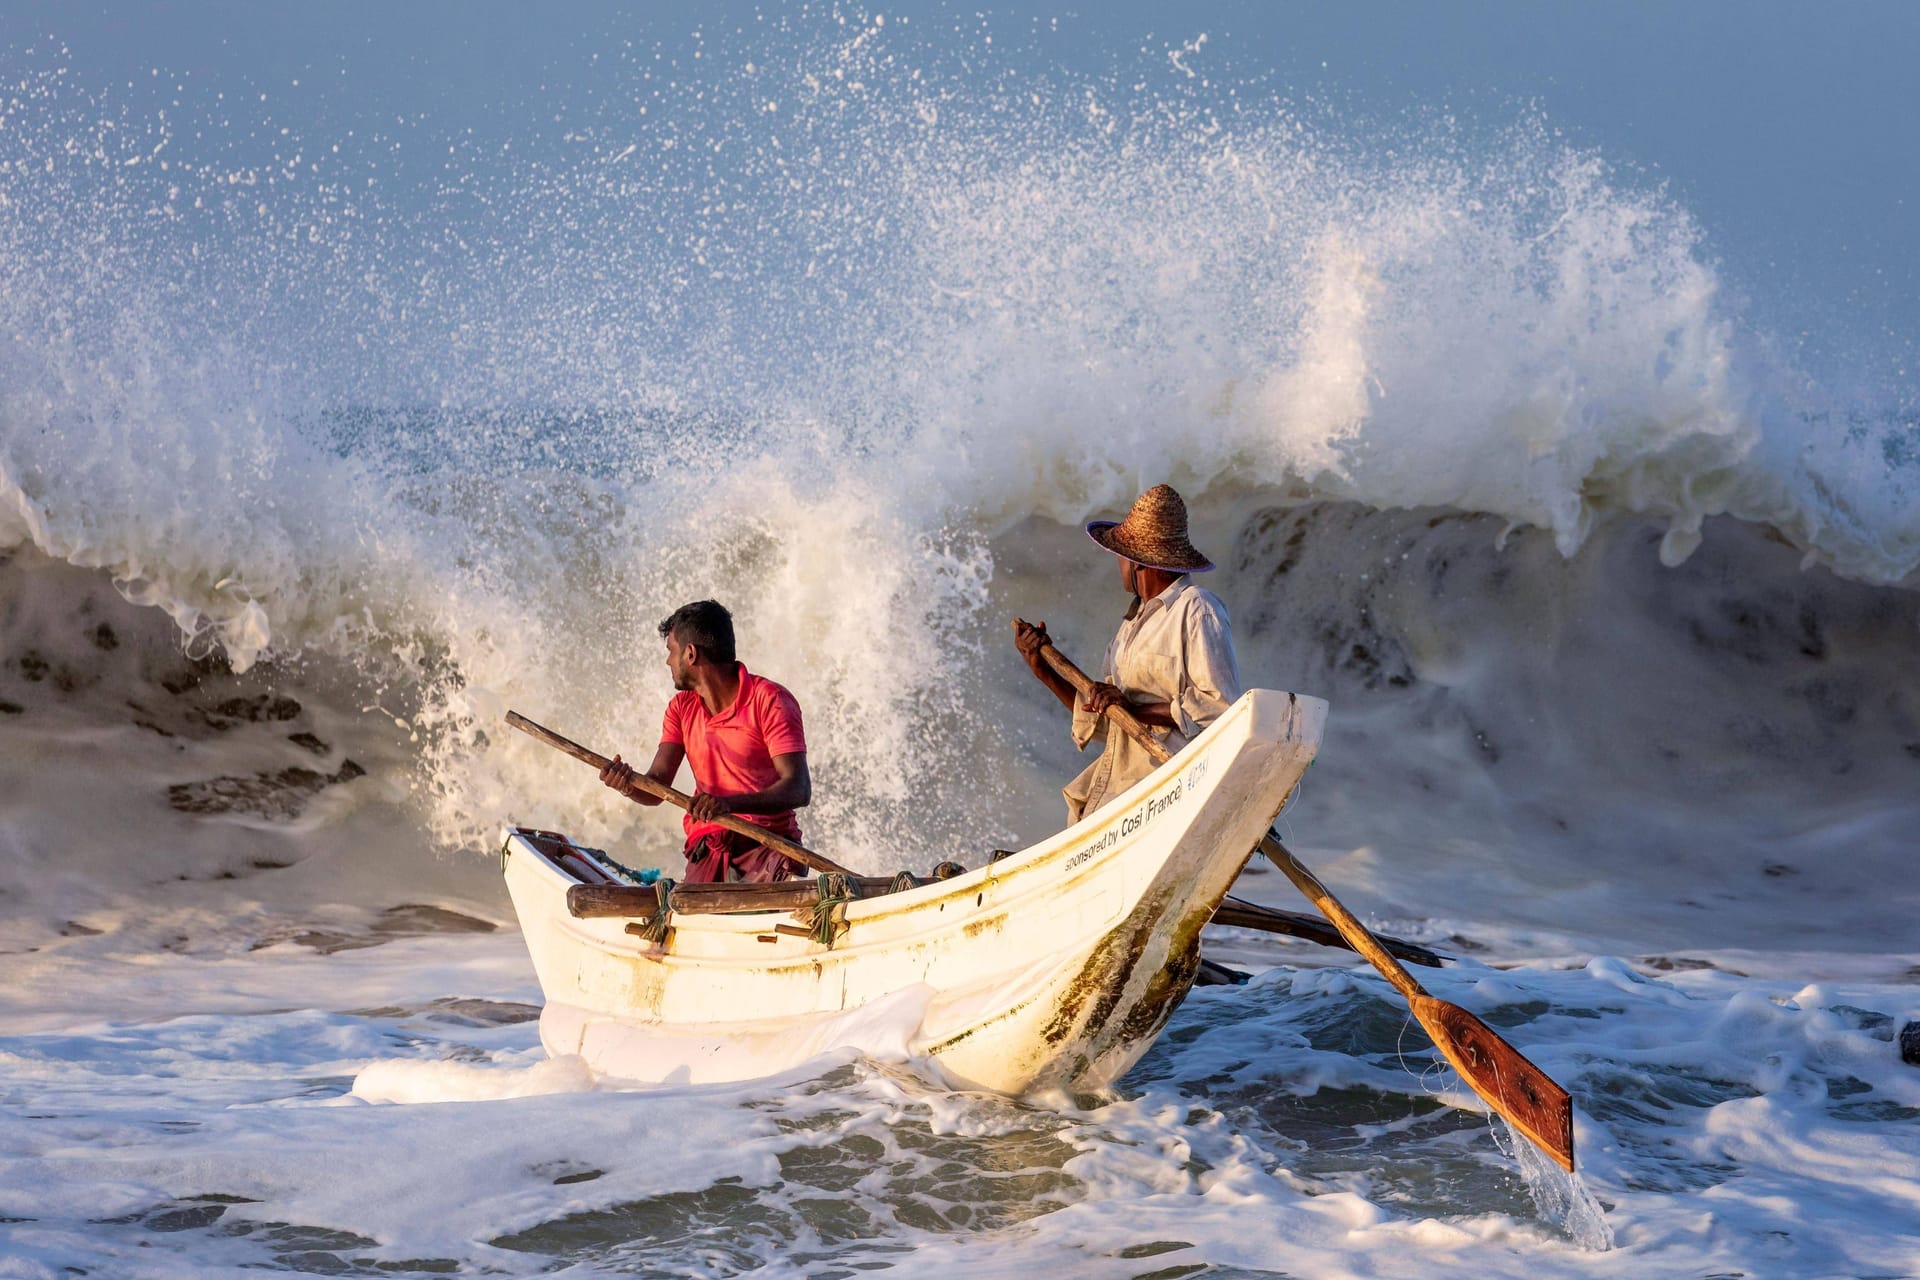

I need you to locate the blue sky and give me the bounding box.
[6,1,1915,385]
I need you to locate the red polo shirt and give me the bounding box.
[660,664,807,846]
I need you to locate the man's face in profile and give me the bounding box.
[665,631,695,691]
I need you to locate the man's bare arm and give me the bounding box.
[687,751,810,823]
[599,742,686,807]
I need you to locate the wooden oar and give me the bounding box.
[505,711,854,878]
[1214,895,1448,968]
[1255,835,1574,1170]
[1019,624,1576,1172]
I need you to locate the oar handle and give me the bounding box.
[505,711,853,878]
[1020,624,1174,766]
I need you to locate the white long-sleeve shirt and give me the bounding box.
[1064,575,1242,823]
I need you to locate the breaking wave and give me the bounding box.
[2,18,1917,939]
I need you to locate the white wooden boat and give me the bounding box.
[502,688,1327,1095]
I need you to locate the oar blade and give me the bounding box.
[1414,994,1575,1172]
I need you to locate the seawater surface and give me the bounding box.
[3,5,1920,1277]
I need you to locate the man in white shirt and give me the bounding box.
[1014,484,1242,823]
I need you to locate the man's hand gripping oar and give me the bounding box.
[505,711,854,878]
[1014,621,1576,1173]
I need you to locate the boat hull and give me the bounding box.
[503,688,1327,1095]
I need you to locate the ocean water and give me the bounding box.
[3,5,1919,1277]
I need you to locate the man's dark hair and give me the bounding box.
[659,600,736,665]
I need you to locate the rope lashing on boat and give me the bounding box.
[809,872,859,948]
[887,870,920,894]
[556,839,653,885]
[598,853,659,886]
[634,877,676,944]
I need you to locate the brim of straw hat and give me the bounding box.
[1086,520,1215,573]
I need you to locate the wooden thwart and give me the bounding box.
[568,877,905,919]
[1020,622,1576,1173]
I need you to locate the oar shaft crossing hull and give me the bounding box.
[503,689,1328,1094]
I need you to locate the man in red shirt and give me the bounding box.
[598,600,812,883]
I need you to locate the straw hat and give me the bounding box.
[1086,484,1215,573]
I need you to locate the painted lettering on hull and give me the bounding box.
[1064,762,1199,880]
